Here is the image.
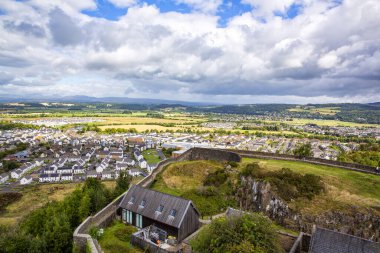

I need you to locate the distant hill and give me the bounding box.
[0,95,214,106]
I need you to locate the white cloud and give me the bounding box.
[0,0,379,103]
[108,0,137,8]
[175,0,223,14]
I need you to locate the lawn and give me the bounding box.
[142,149,161,164]
[241,158,380,215]
[98,220,143,253]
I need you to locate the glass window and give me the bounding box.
[169,209,177,217]
[157,205,164,212]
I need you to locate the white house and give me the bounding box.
[138,158,147,169]
[101,170,113,180]
[11,169,23,179]
[39,173,60,183]
[115,163,129,171]
[134,151,143,161]
[60,173,73,181]
[0,173,9,184]
[147,163,157,173]
[86,170,98,178]
[20,176,33,185]
[128,168,141,177]
[57,167,73,174]
[73,165,85,174]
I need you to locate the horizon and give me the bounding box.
[0,0,380,103]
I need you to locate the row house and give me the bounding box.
[39,173,60,183]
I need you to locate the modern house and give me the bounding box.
[118,185,200,242]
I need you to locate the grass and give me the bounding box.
[288,107,341,115]
[0,183,81,226]
[151,160,223,194]
[0,181,116,226]
[240,158,380,215]
[142,149,161,164]
[150,160,237,216]
[98,220,143,253]
[269,118,377,127]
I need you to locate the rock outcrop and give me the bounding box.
[236,176,380,242]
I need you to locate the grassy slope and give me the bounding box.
[241,158,380,215]
[0,181,116,226]
[98,220,142,253]
[150,160,222,195]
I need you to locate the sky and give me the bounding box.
[0,0,379,104]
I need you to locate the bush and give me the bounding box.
[191,213,283,253]
[203,170,228,187]
[240,164,324,201]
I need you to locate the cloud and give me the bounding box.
[48,8,85,46]
[175,0,223,14]
[0,0,379,103]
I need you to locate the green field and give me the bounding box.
[142,149,161,164]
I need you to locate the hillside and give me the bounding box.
[150,158,380,241]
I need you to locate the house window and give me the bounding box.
[123,209,133,224]
[169,209,177,217]
[140,199,146,207]
[129,196,135,204]
[157,205,164,212]
[136,214,143,228]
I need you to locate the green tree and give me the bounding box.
[293,143,313,158]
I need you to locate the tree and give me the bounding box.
[113,172,132,198]
[293,143,313,158]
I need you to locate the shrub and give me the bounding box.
[203,170,228,187]
[191,213,283,253]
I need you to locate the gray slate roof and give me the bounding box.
[119,184,199,229]
[309,227,380,253]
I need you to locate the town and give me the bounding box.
[1,124,376,189]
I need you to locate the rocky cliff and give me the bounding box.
[236,176,380,242]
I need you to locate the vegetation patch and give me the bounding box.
[240,158,380,215]
[0,192,22,214]
[150,160,237,216]
[241,163,325,201]
[98,220,142,253]
[191,213,283,253]
[142,149,161,164]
